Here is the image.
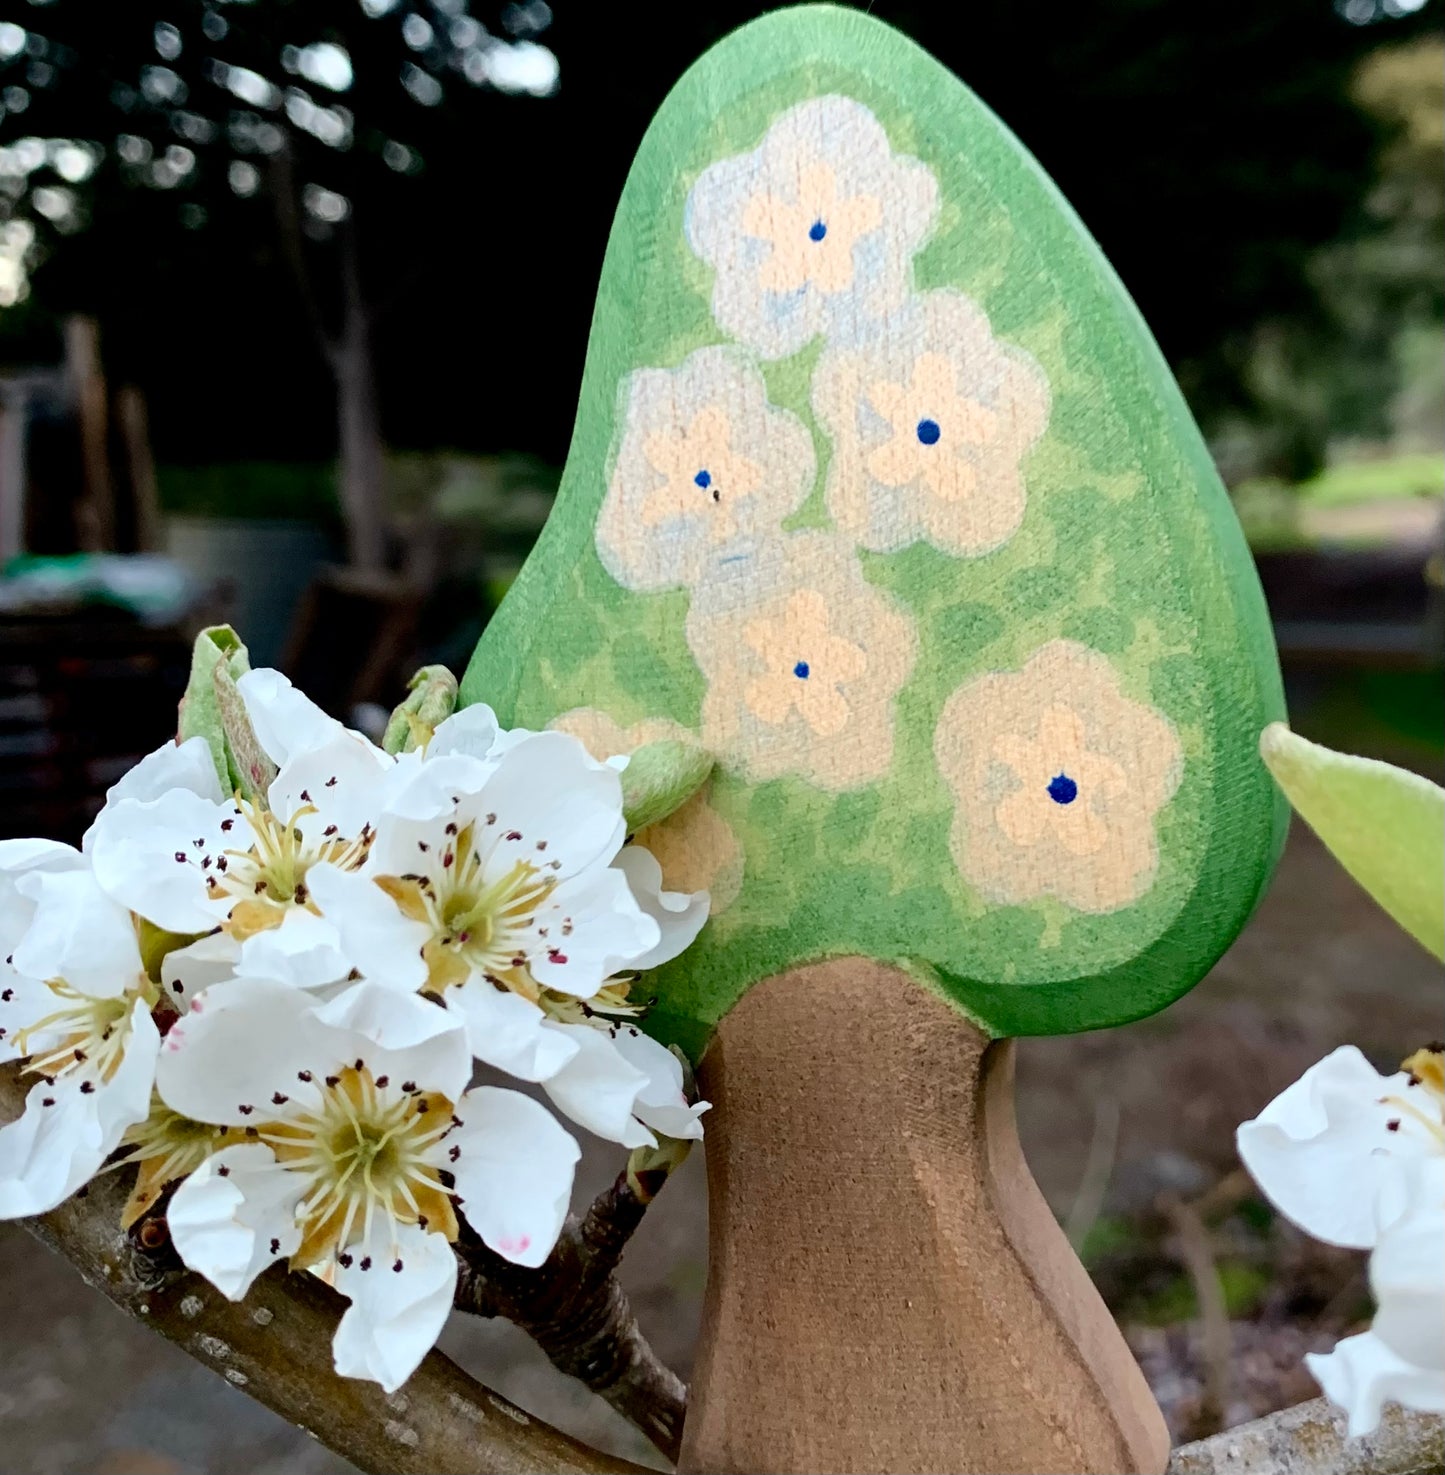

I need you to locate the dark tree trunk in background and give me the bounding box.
[269,140,388,571]
[335,225,388,571]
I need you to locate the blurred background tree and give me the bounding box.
[0,0,1439,525]
[0,0,560,565]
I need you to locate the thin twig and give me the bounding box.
[1161,1188,1234,1439]
[454,1155,690,1466]
[1065,1091,1120,1252]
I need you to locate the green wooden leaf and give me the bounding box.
[178,624,252,793]
[460,6,1286,1053]
[1261,723,1445,960]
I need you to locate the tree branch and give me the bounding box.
[1,1065,647,1475]
[1168,1398,1445,1475]
[454,1154,690,1466]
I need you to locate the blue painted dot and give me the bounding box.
[694,469,711,490]
[793,661,811,679]
[1047,772,1078,805]
[808,220,827,242]
[916,418,941,446]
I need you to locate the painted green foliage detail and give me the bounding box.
[462,5,1286,1054]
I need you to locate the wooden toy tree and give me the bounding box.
[460,7,1287,1471]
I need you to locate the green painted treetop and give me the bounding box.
[462,5,1287,1058]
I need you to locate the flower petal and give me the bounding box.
[541,1023,655,1148]
[90,790,241,934]
[1307,1330,1445,1437]
[236,667,345,768]
[267,733,391,846]
[448,1085,579,1268]
[13,867,143,997]
[331,1221,456,1392]
[442,978,581,1082]
[474,732,627,882]
[310,981,471,1104]
[236,908,352,990]
[159,977,471,1124]
[0,1001,159,1218]
[527,867,659,997]
[159,930,241,1003]
[0,839,86,950]
[156,977,331,1124]
[304,863,427,994]
[1236,1046,1424,1249]
[427,703,500,762]
[613,846,709,971]
[610,1026,708,1141]
[168,1142,302,1300]
[93,734,224,816]
[1369,1158,1445,1373]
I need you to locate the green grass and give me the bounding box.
[1233,450,1443,552]
[1295,452,1444,507]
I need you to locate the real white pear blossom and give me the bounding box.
[1238,1043,1445,1434]
[158,976,581,1391]
[0,841,161,1217]
[0,657,711,1396]
[310,728,709,1145]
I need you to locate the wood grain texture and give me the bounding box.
[679,956,1170,1475]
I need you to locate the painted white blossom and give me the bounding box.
[1238,1044,1445,1434]
[686,95,937,357]
[595,346,815,592]
[158,977,580,1391]
[0,842,160,1217]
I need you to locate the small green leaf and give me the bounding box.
[383,665,460,756]
[178,625,252,792]
[1260,722,1445,960]
[620,740,714,832]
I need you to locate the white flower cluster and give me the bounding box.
[1238,1044,1445,1434]
[0,668,708,1391]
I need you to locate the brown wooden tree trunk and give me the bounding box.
[679,956,1171,1475]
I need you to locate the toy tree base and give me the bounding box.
[679,956,1170,1475]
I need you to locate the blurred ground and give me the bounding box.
[1,815,1439,1473]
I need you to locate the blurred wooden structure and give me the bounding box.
[0,314,161,561]
[0,610,190,845]
[279,565,421,717]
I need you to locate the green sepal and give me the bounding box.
[383,665,460,756]
[625,1132,693,1204]
[620,740,714,833]
[1260,722,1445,960]
[136,917,203,988]
[178,625,252,793]
[213,659,277,804]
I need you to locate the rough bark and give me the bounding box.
[1169,1399,1445,1475]
[454,1167,689,1465]
[2,1064,646,1475]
